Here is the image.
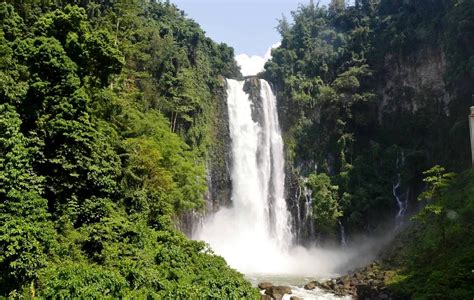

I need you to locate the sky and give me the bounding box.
[170,0,331,57]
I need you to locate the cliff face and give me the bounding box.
[274,46,458,244]
[178,77,233,236]
[206,77,233,212]
[380,48,450,121]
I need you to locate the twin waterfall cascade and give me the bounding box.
[195,78,294,274]
[195,78,367,279]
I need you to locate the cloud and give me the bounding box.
[235,42,280,77]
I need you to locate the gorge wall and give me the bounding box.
[278,47,455,245]
[192,47,464,247]
[261,0,474,245]
[188,1,474,250]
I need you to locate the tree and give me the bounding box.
[0,2,256,297]
[330,0,346,12]
[306,173,342,231]
[415,165,456,243]
[0,104,55,294]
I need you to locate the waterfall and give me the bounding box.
[194,78,293,274]
[339,221,347,248]
[194,78,367,278]
[393,150,408,228]
[260,80,292,248]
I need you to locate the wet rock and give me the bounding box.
[320,281,331,290]
[377,272,386,280]
[356,283,372,298]
[372,279,382,286]
[341,277,351,289]
[290,297,301,300]
[265,286,292,300]
[304,281,317,290]
[258,282,273,290]
[260,294,272,300]
[354,272,364,280]
[311,260,398,299]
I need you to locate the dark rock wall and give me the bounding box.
[274,47,456,245]
[206,77,233,212]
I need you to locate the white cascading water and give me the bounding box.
[259,79,293,249]
[339,221,347,248]
[195,79,293,273]
[393,150,408,229]
[195,77,376,300]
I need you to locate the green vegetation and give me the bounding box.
[1,0,473,298]
[384,168,474,299]
[0,1,257,298]
[264,0,474,235]
[305,173,342,232]
[264,2,473,296]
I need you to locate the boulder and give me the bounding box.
[372,279,382,287]
[341,277,351,289]
[265,286,292,299]
[320,281,331,290]
[304,281,317,290]
[290,297,301,300]
[356,284,372,298]
[258,282,273,290]
[260,295,272,300]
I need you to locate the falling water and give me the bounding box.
[393,151,408,228]
[194,78,374,285]
[260,80,293,248]
[339,221,347,248]
[194,78,293,273]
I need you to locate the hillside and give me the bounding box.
[264,0,474,242]
[0,1,257,297]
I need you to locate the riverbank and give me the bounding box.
[302,261,398,299]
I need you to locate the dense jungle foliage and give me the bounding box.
[0,0,258,297]
[1,0,473,298]
[264,0,474,237]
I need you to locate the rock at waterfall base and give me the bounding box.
[264,285,292,299]
[304,281,317,290]
[258,282,273,290]
[307,261,399,299]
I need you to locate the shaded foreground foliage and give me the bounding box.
[0,1,257,298]
[383,168,474,299]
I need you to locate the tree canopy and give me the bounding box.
[0,1,257,297]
